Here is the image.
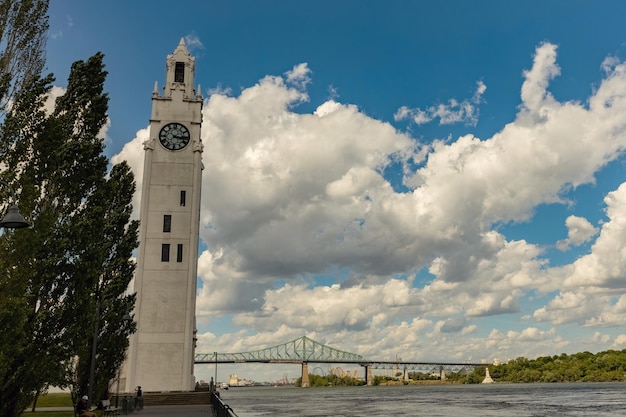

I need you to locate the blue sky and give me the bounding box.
[47,1,626,383]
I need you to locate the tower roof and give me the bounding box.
[173,37,189,56]
[161,38,198,100]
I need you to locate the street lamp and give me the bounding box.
[0,179,29,229]
[115,313,133,407]
[88,306,133,408]
[87,300,100,408]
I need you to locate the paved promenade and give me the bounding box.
[133,404,213,416]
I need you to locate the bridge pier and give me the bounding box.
[365,364,373,386]
[301,362,310,388]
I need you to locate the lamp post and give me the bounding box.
[0,179,29,229]
[87,300,100,408]
[88,303,132,408]
[115,313,133,408]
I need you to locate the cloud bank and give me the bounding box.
[113,42,626,378]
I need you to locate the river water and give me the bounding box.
[220,382,626,416]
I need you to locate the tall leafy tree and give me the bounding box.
[0,52,138,417]
[0,65,59,417]
[0,0,49,115]
[68,161,139,404]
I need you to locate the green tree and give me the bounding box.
[69,161,138,403]
[0,52,138,417]
[0,0,49,115]
[0,68,61,417]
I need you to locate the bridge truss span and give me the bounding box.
[367,361,485,375]
[194,335,368,364]
[194,336,490,387]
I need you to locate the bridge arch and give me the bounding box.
[312,366,326,377]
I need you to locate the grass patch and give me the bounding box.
[27,410,104,417]
[27,393,108,416]
[28,413,105,417]
[30,392,74,407]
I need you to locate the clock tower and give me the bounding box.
[124,38,203,392]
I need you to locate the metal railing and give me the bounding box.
[211,392,238,417]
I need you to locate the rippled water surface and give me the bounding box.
[220,382,626,416]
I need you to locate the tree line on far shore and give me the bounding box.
[487,349,626,383]
[447,349,626,384]
[296,349,626,386]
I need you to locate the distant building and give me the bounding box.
[228,374,239,386]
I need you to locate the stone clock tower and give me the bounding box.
[124,38,203,392]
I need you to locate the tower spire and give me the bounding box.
[174,37,189,54]
[163,38,196,99]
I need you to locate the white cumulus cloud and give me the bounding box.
[394,80,486,126]
[113,41,626,373]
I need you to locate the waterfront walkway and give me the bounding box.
[131,404,213,416]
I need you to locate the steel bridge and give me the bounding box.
[195,336,487,387]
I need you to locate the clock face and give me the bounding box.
[159,122,190,150]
